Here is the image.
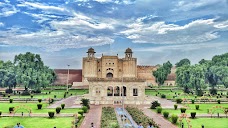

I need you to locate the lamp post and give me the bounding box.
[67,64,70,92]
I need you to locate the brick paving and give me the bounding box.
[141,107,178,128]
[1,113,74,117]
[80,105,102,128]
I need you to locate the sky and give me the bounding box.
[0,0,228,69]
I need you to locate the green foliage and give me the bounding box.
[61,104,65,109]
[153,61,172,85]
[101,107,119,128]
[0,111,2,115]
[191,112,196,119]
[176,98,183,104]
[191,99,195,104]
[156,107,162,113]
[171,114,178,124]
[78,110,84,115]
[161,94,166,98]
[82,106,88,113]
[37,104,42,109]
[81,98,90,109]
[0,60,17,88]
[126,107,160,128]
[150,101,160,109]
[56,107,61,114]
[217,100,221,104]
[9,107,14,113]
[163,111,169,118]
[38,99,42,103]
[195,105,199,110]
[175,58,191,67]
[9,99,13,103]
[48,111,55,118]
[180,108,186,113]
[174,104,178,110]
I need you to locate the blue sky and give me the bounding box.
[0,0,228,69]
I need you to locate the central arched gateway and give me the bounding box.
[106,72,113,78]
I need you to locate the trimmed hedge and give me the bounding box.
[180,108,186,113]
[37,104,43,109]
[163,111,169,118]
[48,111,55,118]
[174,104,178,110]
[191,112,196,119]
[61,104,65,109]
[9,107,14,113]
[82,106,88,113]
[171,114,178,124]
[56,107,61,114]
[38,99,42,103]
[195,105,199,110]
[176,99,183,104]
[9,99,13,103]
[150,101,160,109]
[156,107,162,113]
[191,99,195,104]
[78,110,84,116]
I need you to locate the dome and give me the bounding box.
[87,47,96,53]
[125,48,133,53]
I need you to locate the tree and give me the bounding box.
[175,65,192,93]
[175,58,191,67]
[14,52,56,91]
[153,61,172,86]
[0,60,16,89]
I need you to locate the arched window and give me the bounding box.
[106,73,113,78]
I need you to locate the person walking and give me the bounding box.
[147,122,154,128]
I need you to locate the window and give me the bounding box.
[133,88,138,96]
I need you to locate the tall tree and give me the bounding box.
[175,58,191,67]
[14,52,56,90]
[0,60,16,89]
[153,61,172,86]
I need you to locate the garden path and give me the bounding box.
[80,105,102,128]
[47,96,81,108]
[141,106,178,128]
[151,96,181,108]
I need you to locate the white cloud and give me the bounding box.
[120,18,223,44]
[0,2,19,17]
[0,22,4,27]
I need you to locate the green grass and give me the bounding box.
[10,89,88,99]
[0,103,81,113]
[155,104,228,115]
[0,117,74,128]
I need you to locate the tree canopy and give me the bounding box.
[153,61,172,86]
[175,58,191,67]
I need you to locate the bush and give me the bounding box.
[54,95,56,98]
[38,99,42,103]
[48,111,55,118]
[161,94,166,98]
[180,108,186,113]
[78,110,84,115]
[9,107,14,113]
[32,89,41,93]
[8,94,10,98]
[82,106,88,113]
[61,104,65,109]
[209,88,217,95]
[81,98,90,109]
[191,99,195,104]
[0,111,2,116]
[195,105,199,110]
[21,90,30,96]
[31,94,33,98]
[174,104,178,110]
[217,100,221,104]
[9,99,13,103]
[150,101,160,109]
[176,99,183,104]
[78,114,82,121]
[37,104,43,109]
[171,114,178,124]
[5,88,13,94]
[56,107,61,114]
[163,111,169,118]
[156,107,162,113]
[191,112,196,119]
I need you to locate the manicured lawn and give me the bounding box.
[154,104,228,115]
[0,117,74,128]
[179,118,228,128]
[0,103,81,113]
[9,89,88,99]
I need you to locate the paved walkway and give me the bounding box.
[80,105,102,128]
[152,96,181,108]
[48,96,81,108]
[1,113,74,117]
[141,107,178,128]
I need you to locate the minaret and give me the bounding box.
[125,48,133,59]
[87,47,96,58]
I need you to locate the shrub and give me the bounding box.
[180,108,186,113]
[9,99,13,103]
[195,105,199,110]
[31,94,33,98]
[54,95,56,98]
[38,99,42,103]
[81,98,90,109]
[61,104,65,109]
[191,99,195,104]
[5,88,13,93]
[78,110,84,115]
[217,100,221,104]
[8,94,10,98]
[49,91,51,94]
[48,111,55,118]
[191,112,196,119]
[78,114,82,121]
[174,104,178,110]
[161,94,166,98]
[37,104,43,109]
[163,111,169,118]
[9,107,14,113]
[82,106,88,113]
[150,101,160,109]
[156,107,162,113]
[64,93,66,98]
[0,111,2,116]
[171,114,178,124]
[32,89,41,93]
[176,99,183,104]
[209,88,217,95]
[21,90,30,96]
[56,107,61,114]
